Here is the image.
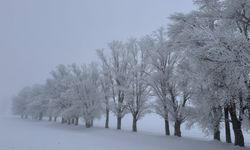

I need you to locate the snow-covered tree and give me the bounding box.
[143,27,178,136]
[169,56,193,137]
[12,87,32,118]
[125,38,151,132]
[50,64,73,123]
[167,0,250,146]
[98,56,112,128]
[69,63,103,128]
[26,84,49,120]
[97,41,131,130]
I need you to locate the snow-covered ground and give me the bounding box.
[0,114,249,150]
[94,113,250,144]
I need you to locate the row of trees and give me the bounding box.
[12,64,102,127]
[12,0,250,147]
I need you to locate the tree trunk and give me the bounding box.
[105,108,109,128]
[67,119,71,125]
[74,117,79,126]
[90,119,94,127]
[213,127,220,141]
[164,119,170,136]
[132,115,137,132]
[117,116,122,130]
[71,118,75,124]
[117,90,124,130]
[212,106,222,141]
[229,103,245,147]
[85,120,91,128]
[224,107,232,143]
[174,120,181,137]
[38,112,43,120]
[248,107,250,122]
[49,116,52,121]
[61,117,65,124]
[54,116,57,122]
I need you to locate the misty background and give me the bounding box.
[0,0,194,115]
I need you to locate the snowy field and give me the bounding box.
[0,114,249,150]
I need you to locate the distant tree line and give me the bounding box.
[12,0,250,147]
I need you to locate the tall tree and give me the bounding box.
[97,41,130,130]
[125,38,151,132]
[145,28,178,135]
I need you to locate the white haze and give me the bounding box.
[0,0,194,114]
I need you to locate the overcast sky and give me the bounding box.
[0,0,194,112]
